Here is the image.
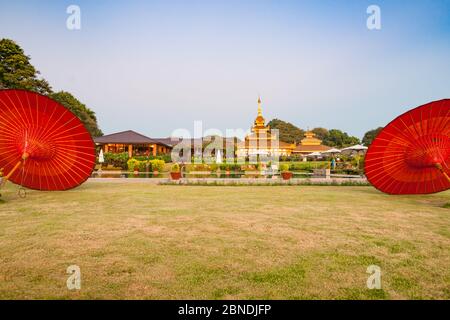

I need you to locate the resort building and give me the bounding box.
[94,101,331,160]
[292,131,332,155]
[236,98,296,157]
[94,130,172,157]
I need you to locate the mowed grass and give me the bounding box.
[0,181,449,300]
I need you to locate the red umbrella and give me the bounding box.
[365,99,450,194]
[0,89,95,191]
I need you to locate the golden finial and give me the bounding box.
[257,96,262,116]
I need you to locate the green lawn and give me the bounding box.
[0,181,449,299]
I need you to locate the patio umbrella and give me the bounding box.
[97,149,105,174]
[99,149,105,164]
[321,148,341,156]
[321,148,341,169]
[365,99,450,194]
[341,144,368,168]
[341,144,368,153]
[216,149,222,164]
[0,89,96,191]
[307,152,322,158]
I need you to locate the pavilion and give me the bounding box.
[94,130,172,157]
[292,131,332,156]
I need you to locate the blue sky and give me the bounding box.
[1,0,450,139]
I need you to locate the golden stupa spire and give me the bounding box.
[252,95,269,132]
[257,96,262,116]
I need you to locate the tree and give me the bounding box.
[1,38,103,137]
[312,127,329,141]
[362,127,383,146]
[322,129,360,148]
[49,91,103,137]
[267,119,305,144]
[0,39,52,94]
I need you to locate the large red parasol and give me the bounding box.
[365,99,450,195]
[0,89,95,191]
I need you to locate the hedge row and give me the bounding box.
[99,152,170,170]
[127,159,165,172]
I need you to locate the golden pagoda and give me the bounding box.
[237,97,295,157]
[252,97,268,132]
[300,131,322,146]
[293,130,332,155]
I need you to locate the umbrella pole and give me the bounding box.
[0,161,22,188]
[0,153,29,188]
[435,163,450,183]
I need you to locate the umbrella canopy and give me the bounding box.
[307,152,322,157]
[321,148,341,155]
[341,144,368,153]
[0,89,96,191]
[365,99,450,195]
[341,144,368,169]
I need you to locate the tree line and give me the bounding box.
[268,119,382,148]
[0,39,103,137]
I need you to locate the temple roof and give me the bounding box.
[300,131,323,146]
[254,115,265,124]
[94,130,171,147]
[293,144,332,153]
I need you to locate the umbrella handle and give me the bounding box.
[0,153,29,188]
[435,163,450,183]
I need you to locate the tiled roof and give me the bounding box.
[94,130,171,147]
[152,137,182,147]
[293,144,332,153]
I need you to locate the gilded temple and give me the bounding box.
[292,131,332,155]
[236,98,296,157]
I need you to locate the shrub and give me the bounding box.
[134,154,171,163]
[285,162,329,172]
[139,160,150,172]
[280,163,290,172]
[150,159,165,172]
[171,163,180,172]
[219,163,240,171]
[127,158,140,172]
[194,164,211,171]
[103,152,129,169]
[159,179,370,187]
[241,164,258,171]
